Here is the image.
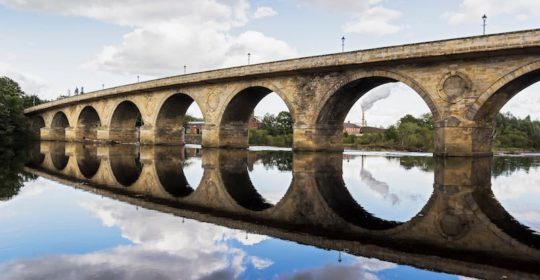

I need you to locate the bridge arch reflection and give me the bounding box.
[153,146,198,198]
[50,143,69,171]
[108,145,143,187]
[26,143,540,279]
[217,150,293,212]
[75,145,100,179]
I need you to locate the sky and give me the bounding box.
[0,0,539,127]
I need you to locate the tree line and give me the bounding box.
[0,77,45,146]
[0,76,44,200]
[249,111,293,147]
[344,114,435,152]
[347,112,540,152]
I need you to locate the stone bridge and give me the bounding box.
[25,142,540,279]
[24,29,540,156]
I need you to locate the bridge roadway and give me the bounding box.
[24,142,540,279]
[24,29,540,156]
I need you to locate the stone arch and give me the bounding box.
[153,93,202,145]
[109,100,143,143]
[467,60,540,124]
[76,106,101,141]
[218,85,295,148]
[307,71,438,151]
[316,70,439,126]
[29,115,45,138]
[50,111,70,141]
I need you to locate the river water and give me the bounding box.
[0,142,539,279]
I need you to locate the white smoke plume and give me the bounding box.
[360,84,394,112]
[360,169,400,205]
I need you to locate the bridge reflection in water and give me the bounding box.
[25,142,540,279]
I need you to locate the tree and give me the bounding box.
[261,113,277,135]
[0,76,31,146]
[275,111,293,135]
[21,94,46,108]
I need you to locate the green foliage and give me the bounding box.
[249,111,293,147]
[395,156,435,172]
[0,144,38,201]
[0,76,33,146]
[256,151,293,171]
[492,156,540,178]
[345,111,540,152]
[21,94,46,108]
[183,114,204,130]
[260,111,293,136]
[249,129,292,147]
[493,112,540,150]
[344,114,435,152]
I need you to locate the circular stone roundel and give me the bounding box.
[438,72,472,103]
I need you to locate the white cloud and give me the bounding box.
[219,31,297,68]
[500,83,540,121]
[295,0,379,12]
[0,194,275,279]
[443,0,540,25]
[0,0,296,76]
[0,63,50,98]
[250,256,273,269]
[294,1,403,36]
[344,6,404,35]
[278,256,396,280]
[253,6,277,19]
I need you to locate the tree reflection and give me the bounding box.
[392,156,435,172]
[256,151,292,171]
[0,145,37,200]
[492,157,540,178]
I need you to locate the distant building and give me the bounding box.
[343,121,385,135]
[344,122,361,135]
[186,121,204,134]
[360,126,385,134]
[248,114,262,129]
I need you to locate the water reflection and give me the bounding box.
[247,151,292,205]
[491,156,540,236]
[76,145,100,179]
[154,146,200,197]
[342,155,433,222]
[109,145,142,186]
[12,142,540,278]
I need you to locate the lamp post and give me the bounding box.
[248,53,251,65]
[137,75,140,83]
[482,14,487,35]
[341,36,345,52]
[184,65,187,74]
